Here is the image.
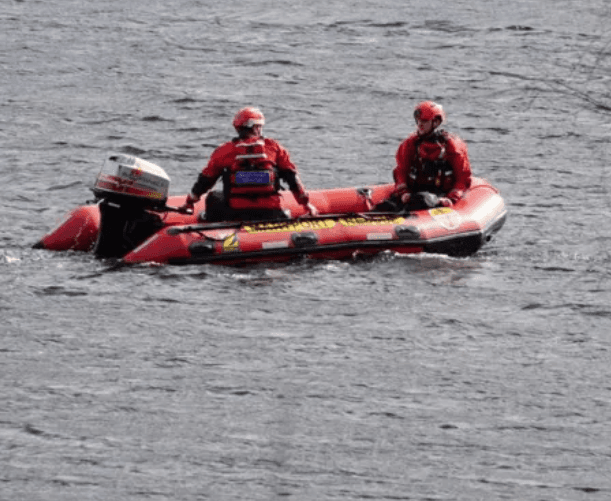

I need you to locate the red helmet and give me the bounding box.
[413,101,446,124]
[232,107,265,129]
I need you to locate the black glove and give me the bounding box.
[178,194,197,214]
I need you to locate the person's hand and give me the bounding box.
[178,194,197,214]
[420,192,439,208]
[296,193,318,216]
[306,202,319,217]
[438,197,453,207]
[393,183,409,205]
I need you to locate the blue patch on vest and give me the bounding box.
[235,171,270,185]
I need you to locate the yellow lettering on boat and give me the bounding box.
[339,216,405,227]
[429,208,454,216]
[243,219,336,234]
[429,208,461,230]
[222,233,239,252]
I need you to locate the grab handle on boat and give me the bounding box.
[291,232,318,248]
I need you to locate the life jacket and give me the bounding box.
[224,137,281,209]
[408,131,455,194]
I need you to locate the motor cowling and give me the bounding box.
[92,154,170,209]
[92,155,170,258]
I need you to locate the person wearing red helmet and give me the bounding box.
[390,101,472,210]
[180,107,318,220]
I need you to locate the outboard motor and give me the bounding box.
[92,154,171,258]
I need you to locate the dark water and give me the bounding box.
[2,1,610,500]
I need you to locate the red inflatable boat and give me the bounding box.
[34,155,507,265]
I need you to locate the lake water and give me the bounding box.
[1,1,610,500]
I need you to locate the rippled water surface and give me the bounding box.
[2,1,610,500]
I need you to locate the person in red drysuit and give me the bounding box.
[180,107,318,221]
[390,101,472,210]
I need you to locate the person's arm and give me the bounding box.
[274,141,318,215]
[179,144,229,212]
[190,173,216,199]
[393,139,412,204]
[444,136,472,204]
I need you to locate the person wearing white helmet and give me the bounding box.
[391,101,472,210]
[180,107,317,220]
